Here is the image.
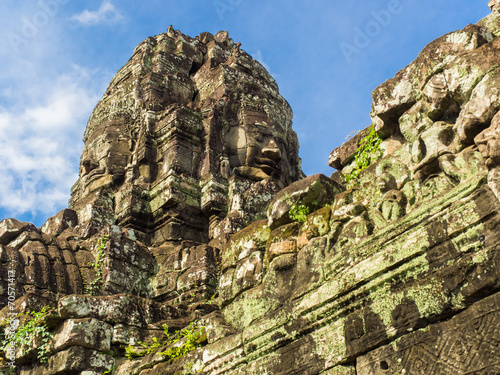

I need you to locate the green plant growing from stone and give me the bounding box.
[103,365,117,374]
[209,292,217,305]
[125,321,205,361]
[289,203,310,223]
[84,234,108,295]
[1,306,55,363]
[344,125,383,187]
[125,336,163,359]
[160,321,205,359]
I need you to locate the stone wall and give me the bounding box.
[1,3,500,374]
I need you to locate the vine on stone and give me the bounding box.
[84,234,108,295]
[344,125,383,187]
[0,306,55,363]
[125,321,205,361]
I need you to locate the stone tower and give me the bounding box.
[69,28,302,247]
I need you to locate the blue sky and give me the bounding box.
[0,0,491,227]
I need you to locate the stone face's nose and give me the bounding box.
[262,139,282,161]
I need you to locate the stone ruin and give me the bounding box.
[1,3,500,374]
[70,26,301,250]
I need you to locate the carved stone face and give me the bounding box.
[224,108,285,182]
[79,124,132,192]
[475,112,500,168]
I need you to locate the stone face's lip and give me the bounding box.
[254,157,279,176]
[255,157,277,167]
[84,170,105,184]
[258,165,274,175]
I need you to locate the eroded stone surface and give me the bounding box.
[356,291,500,374]
[19,346,114,374]
[0,219,38,246]
[267,173,343,230]
[40,209,78,236]
[51,318,112,352]
[0,27,302,374]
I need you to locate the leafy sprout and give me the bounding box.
[344,125,382,187]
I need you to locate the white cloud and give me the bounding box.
[0,67,101,218]
[0,1,113,224]
[71,1,123,26]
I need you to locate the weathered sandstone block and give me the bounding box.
[0,219,38,246]
[51,318,112,352]
[40,209,78,236]
[267,173,343,230]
